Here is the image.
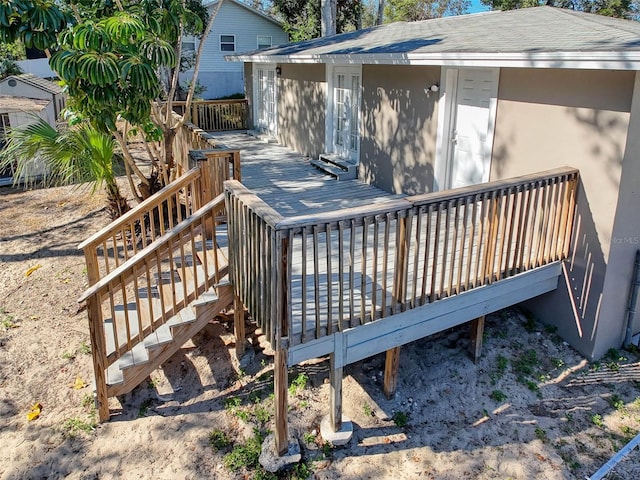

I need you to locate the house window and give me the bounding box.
[220,35,235,52]
[257,35,272,49]
[182,40,196,52]
[0,113,10,145]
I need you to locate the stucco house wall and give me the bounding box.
[276,64,326,158]
[490,68,634,358]
[360,64,441,195]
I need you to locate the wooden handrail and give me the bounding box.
[79,168,201,251]
[226,167,580,350]
[79,193,225,303]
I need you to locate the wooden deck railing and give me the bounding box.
[78,193,228,420]
[79,149,240,286]
[225,167,579,350]
[172,99,248,132]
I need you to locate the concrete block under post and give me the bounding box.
[259,433,301,473]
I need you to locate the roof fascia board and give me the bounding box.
[208,0,283,28]
[229,51,640,70]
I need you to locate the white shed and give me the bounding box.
[0,73,65,124]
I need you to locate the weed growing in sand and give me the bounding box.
[591,414,604,428]
[147,377,161,389]
[521,309,537,333]
[534,427,548,442]
[209,429,231,451]
[392,411,410,427]
[224,428,264,472]
[63,416,96,436]
[605,348,626,372]
[322,441,332,458]
[78,342,91,355]
[490,390,507,402]
[81,393,94,409]
[62,350,76,360]
[490,354,509,384]
[1,315,16,329]
[303,431,316,444]
[608,394,625,411]
[289,373,309,395]
[363,403,374,417]
[138,398,153,417]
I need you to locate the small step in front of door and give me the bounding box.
[310,154,357,181]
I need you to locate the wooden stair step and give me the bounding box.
[143,323,173,349]
[106,362,124,386]
[118,342,149,370]
[166,305,197,328]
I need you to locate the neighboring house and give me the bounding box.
[182,0,288,99]
[0,95,51,186]
[0,73,65,125]
[230,6,640,360]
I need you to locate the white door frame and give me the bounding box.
[434,67,500,191]
[325,64,362,163]
[253,63,277,137]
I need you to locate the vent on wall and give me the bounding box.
[7,79,17,87]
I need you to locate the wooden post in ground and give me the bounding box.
[274,349,288,455]
[234,293,245,357]
[86,294,110,422]
[329,332,343,432]
[469,315,485,363]
[384,346,401,399]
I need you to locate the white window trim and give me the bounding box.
[220,34,236,53]
[325,64,362,162]
[257,35,272,49]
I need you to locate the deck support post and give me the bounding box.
[384,346,401,399]
[274,349,289,456]
[329,353,343,432]
[233,293,245,357]
[469,315,485,363]
[86,295,110,422]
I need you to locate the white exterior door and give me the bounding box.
[254,64,277,137]
[331,67,361,162]
[437,68,499,190]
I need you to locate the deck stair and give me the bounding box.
[310,153,357,180]
[79,148,243,421]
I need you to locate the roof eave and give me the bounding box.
[229,51,640,70]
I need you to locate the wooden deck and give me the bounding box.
[209,132,404,217]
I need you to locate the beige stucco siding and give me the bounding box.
[491,68,634,358]
[360,65,440,195]
[276,64,326,157]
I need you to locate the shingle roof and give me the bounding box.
[3,73,63,95]
[0,95,50,112]
[230,7,640,68]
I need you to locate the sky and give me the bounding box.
[468,0,491,14]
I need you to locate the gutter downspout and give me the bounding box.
[623,250,640,347]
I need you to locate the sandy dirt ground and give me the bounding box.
[2,182,640,480]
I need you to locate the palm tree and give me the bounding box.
[0,117,129,218]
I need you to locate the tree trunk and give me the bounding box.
[377,0,385,25]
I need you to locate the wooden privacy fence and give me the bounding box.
[172,99,248,131]
[78,193,229,420]
[79,149,241,285]
[225,167,579,350]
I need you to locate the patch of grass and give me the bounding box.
[138,398,153,417]
[1,315,17,329]
[608,394,625,411]
[290,460,314,479]
[224,428,264,472]
[209,429,231,451]
[78,342,91,355]
[147,377,161,389]
[303,431,316,444]
[321,441,332,458]
[224,396,242,411]
[591,413,605,428]
[490,390,507,402]
[544,324,558,334]
[534,427,548,442]
[81,393,94,409]
[63,416,96,436]
[254,405,271,424]
[392,411,410,427]
[524,379,540,393]
[621,425,638,440]
[288,373,309,395]
[363,403,374,417]
[513,349,538,377]
[552,358,565,369]
[62,351,76,360]
[490,354,509,384]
